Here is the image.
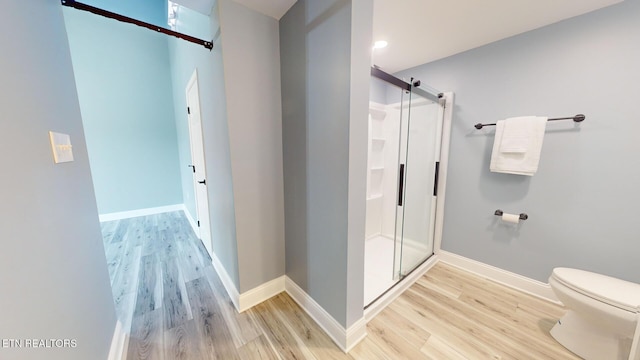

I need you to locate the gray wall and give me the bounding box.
[64,8,183,215]
[345,0,372,327]
[218,0,286,293]
[280,0,372,328]
[0,1,116,359]
[398,0,640,283]
[168,3,241,289]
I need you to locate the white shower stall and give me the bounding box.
[364,70,446,306]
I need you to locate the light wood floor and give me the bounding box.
[102,211,579,359]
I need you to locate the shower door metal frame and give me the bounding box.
[370,66,444,280]
[365,67,453,311]
[371,66,442,102]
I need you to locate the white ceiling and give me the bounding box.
[181,0,623,72]
[174,0,216,15]
[373,0,623,73]
[174,0,296,18]
[232,0,297,20]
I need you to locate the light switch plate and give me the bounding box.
[49,131,74,163]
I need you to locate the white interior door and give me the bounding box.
[186,69,212,257]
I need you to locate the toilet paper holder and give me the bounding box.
[494,209,528,220]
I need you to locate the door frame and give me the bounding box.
[186,69,213,257]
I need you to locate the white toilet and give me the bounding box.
[549,267,640,360]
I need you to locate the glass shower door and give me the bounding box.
[393,88,444,279]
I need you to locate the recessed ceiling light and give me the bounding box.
[373,40,388,49]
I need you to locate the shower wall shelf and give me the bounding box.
[368,111,386,199]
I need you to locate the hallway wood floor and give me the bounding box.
[102,211,579,359]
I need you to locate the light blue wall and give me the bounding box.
[369,75,406,105]
[398,0,640,283]
[167,5,211,222]
[175,3,212,40]
[0,1,116,359]
[168,3,241,290]
[280,0,372,328]
[82,0,167,29]
[369,76,388,104]
[64,8,183,214]
[80,0,212,42]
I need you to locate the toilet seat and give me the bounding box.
[551,268,640,312]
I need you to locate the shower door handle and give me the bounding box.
[433,161,440,196]
[397,164,405,206]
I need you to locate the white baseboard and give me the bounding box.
[284,277,367,353]
[107,320,128,360]
[179,205,199,235]
[238,276,285,313]
[364,254,439,322]
[344,317,368,353]
[438,251,560,304]
[210,250,241,312]
[99,204,184,222]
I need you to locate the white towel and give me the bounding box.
[500,120,531,153]
[490,116,548,176]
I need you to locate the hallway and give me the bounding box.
[101,211,354,359]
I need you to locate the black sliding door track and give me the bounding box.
[61,0,213,50]
[371,66,441,103]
